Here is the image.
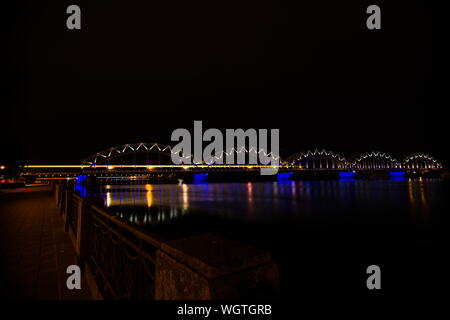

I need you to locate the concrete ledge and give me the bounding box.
[155,233,279,300]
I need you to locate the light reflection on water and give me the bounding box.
[80,178,443,228]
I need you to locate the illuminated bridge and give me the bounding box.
[19,142,443,181]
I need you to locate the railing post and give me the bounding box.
[77,198,90,267]
[64,188,72,232]
[54,183,60,205]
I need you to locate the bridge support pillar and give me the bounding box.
[155,233,279,300]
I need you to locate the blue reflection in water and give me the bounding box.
[339,172,355,179]
[277,172,293,182]
[390,177,407,181]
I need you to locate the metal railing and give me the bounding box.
[85,205,163,299]
[58,184,164,299]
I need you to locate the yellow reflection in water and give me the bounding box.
[407,177,430,224]
[145,184,153,207]
[247,182,255,215]
[408,178,428,208]
[106,191,111,207]
[182,183,189,211]
[408,178,415,206]
[418,179,428,207]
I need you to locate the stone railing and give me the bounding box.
[54,183,280,300]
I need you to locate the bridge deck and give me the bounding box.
[0,185,90,299]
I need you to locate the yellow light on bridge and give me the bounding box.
[107,165,114,170]
[0,166,5,170]
[183,166,189,170]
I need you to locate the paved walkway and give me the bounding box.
[0,185,90,299]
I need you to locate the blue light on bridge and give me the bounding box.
[75,175,88,198]
[390,171,406,181]
[390,171,406,177]
[76,175,88,184]
[193,173,208,183]
[277,172,293,181]
[339,172,355,179]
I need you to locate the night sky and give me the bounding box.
[4,1,449,164]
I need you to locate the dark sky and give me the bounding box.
[3,0,449,164]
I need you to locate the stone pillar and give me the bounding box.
[155,233,279,300]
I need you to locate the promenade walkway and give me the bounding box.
[0,185,90,299]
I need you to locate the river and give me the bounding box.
[76,177,449,297]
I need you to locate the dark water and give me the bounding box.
[80,178,449,298]
[92,178,445,230]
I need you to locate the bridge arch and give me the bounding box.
[81,142,188,167]
[351,151,398,170]
[402,153,442,170]
[286,149,347,169]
